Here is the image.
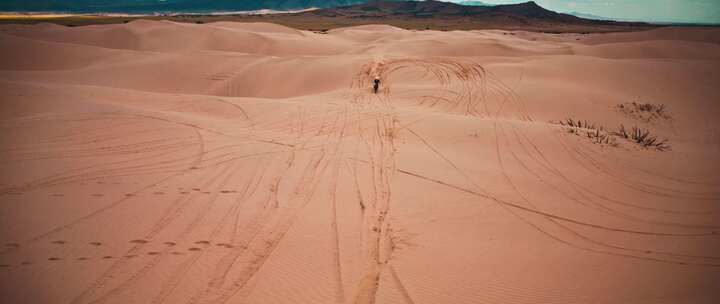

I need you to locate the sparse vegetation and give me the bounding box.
[613,124,670,151]
[557,118,597,130]
[617,102,671,123]
[555,118,615,145]
[554,119,670,151]
[586,128,615,145]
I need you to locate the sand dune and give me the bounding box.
[0,21,719,304]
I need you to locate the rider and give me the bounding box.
[373,77,381,94]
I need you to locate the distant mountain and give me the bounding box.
[566,11,612,21]
[311,1,592,22]
[456,1,492,6]
[297,1,650,29]
[0,0,368,13]
[0,0,655,32]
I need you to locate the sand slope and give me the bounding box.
[1,21,719,304]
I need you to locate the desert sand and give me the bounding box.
[0,21,719,304]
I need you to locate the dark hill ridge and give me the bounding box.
[0,0,656,33]
[304,0,647,27]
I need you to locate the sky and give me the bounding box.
[454,0,720,23]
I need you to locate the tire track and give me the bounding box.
[69,160,238,304]
[495,122,720,265]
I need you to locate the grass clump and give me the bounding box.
[586,128,615,145]
[557,118,597,130]
[554,119,670,151]
[555,118,615,146]
[613,125,670,151]
[617,102,670,123]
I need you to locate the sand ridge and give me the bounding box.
[0,21,719,304]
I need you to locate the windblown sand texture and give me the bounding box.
[1,21,719,304]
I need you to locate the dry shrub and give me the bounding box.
[613,125,670,151]
[558,118,597,130]
[554,119,670,151]
[617,102,671,123]
[586,129,615,145]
